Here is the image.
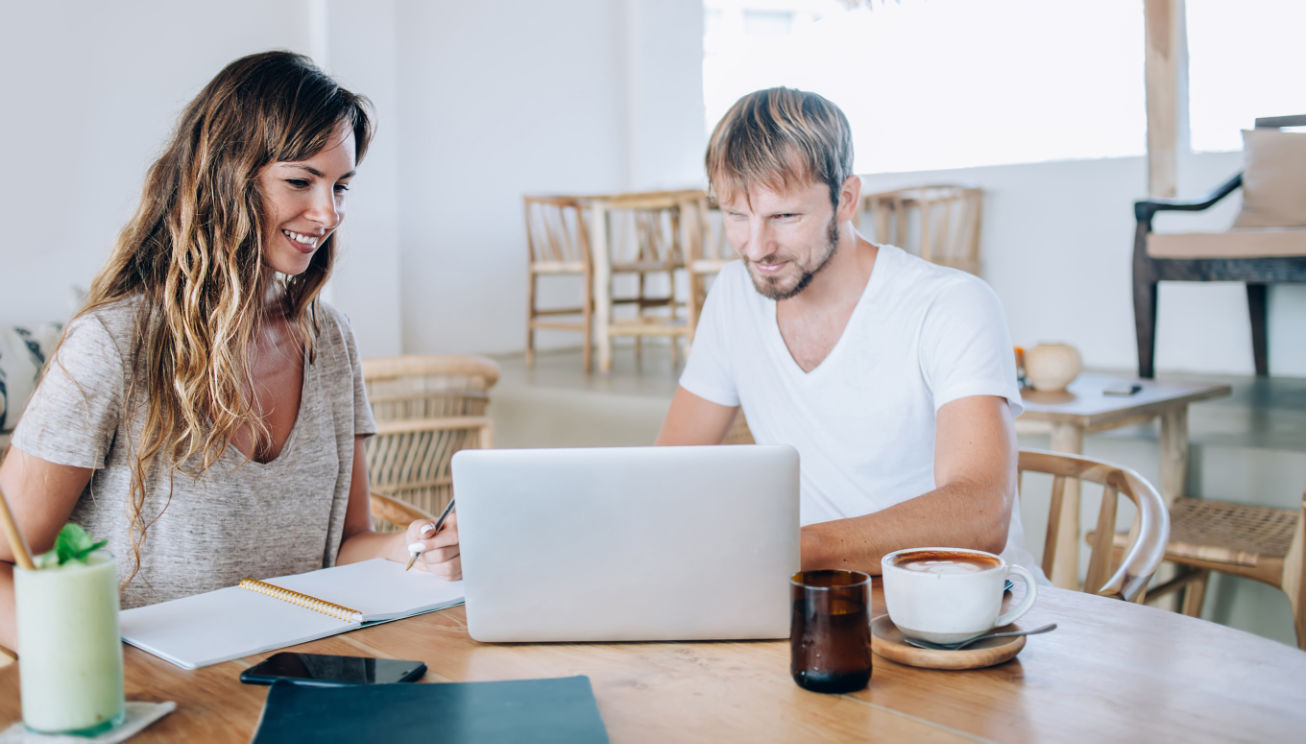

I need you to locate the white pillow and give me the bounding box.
[0,323,64,433]
[1234,128,1306,228]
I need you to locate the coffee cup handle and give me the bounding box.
[994,565,1038,628]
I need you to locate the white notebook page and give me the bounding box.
[120,559,464,669]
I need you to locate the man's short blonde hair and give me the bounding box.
[705,87,854,209]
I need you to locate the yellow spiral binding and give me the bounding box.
[238,578,365,624]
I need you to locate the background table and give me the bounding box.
[1016,373,1231,587]
[582,190,706,373]
[3,583,1302,742]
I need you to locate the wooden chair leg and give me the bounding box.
[1134,277,1158,379]
[1292,585,1306,652]
[582,265,594,373]
[1247,283,1269,377]
[526,273,538,368]
[668,268,681,367]
[1179,568,1210,616]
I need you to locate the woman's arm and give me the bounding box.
[335,437,460,580]
[0,448,95,652]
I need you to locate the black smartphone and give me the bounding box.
[1103,382,1143,396]
[239,652,426,687]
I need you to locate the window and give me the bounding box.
[1186,0,1306,152]
[703,0,1146,173]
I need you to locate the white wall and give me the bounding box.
[390,0,705,356]
[393,0,622,356]
[0,0,401,357]
[0,1,295,320]
[2,0,1300,376]
[323,0,403,357]
[622,0,708,190]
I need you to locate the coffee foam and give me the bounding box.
[900,559,985,574]
[892,550,1001,574]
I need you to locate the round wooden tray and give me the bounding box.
[870,614,1025,670]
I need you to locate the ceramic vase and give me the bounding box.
[1024,342,1082,392]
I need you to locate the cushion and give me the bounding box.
[1234,128,1306,228]
[1147,227,1306,259]
[0,323,63,433]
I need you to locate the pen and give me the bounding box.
[404,498,455,572]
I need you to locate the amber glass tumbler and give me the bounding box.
[789,569,872,693]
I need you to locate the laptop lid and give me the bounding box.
[452,445,800,642]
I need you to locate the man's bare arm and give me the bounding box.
[800,395,1016,574]
[656,387,739,446]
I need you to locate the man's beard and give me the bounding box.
[750,215,840,301]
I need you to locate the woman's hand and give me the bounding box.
[404,513,460,580]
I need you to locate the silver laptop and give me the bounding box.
[452,445,800,642]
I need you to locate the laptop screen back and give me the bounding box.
[452,445,800,642]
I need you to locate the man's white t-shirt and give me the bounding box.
[679,244,1036,571]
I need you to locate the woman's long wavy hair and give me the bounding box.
[75,51,372,585]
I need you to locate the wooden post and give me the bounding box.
[1144,0,1182,198]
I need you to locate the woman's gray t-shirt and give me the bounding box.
[12,298,377,609]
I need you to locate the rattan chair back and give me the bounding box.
[362,355,499,521]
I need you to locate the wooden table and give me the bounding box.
[3,583,1302,742]
[1016,373,1231,587]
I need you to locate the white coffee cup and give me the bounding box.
[880,547,1037,644]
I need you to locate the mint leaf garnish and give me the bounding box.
[50,523,107,566]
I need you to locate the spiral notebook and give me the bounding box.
[119,559,464,669]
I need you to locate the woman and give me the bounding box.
[0,51,456,652]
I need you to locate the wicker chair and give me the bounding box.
[1114,493,1304,649]
[590,189,706,371]
[1018,450,1169,602]
[685,195,736,344]
[369,491,437,533]
[524,195,594,370]
[525,190,707,372]
[860,184,984,275]
[362,355,499,521]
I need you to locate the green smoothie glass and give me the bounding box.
[14,551,126,736]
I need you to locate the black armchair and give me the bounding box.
[1133,115,1306,378]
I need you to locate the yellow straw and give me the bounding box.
[0,483,36,570]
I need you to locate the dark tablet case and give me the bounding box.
[250,675,609,744]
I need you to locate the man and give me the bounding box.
[657,87,1034,575]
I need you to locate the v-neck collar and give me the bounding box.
[766,245,893,378]
[223,343,312,469]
